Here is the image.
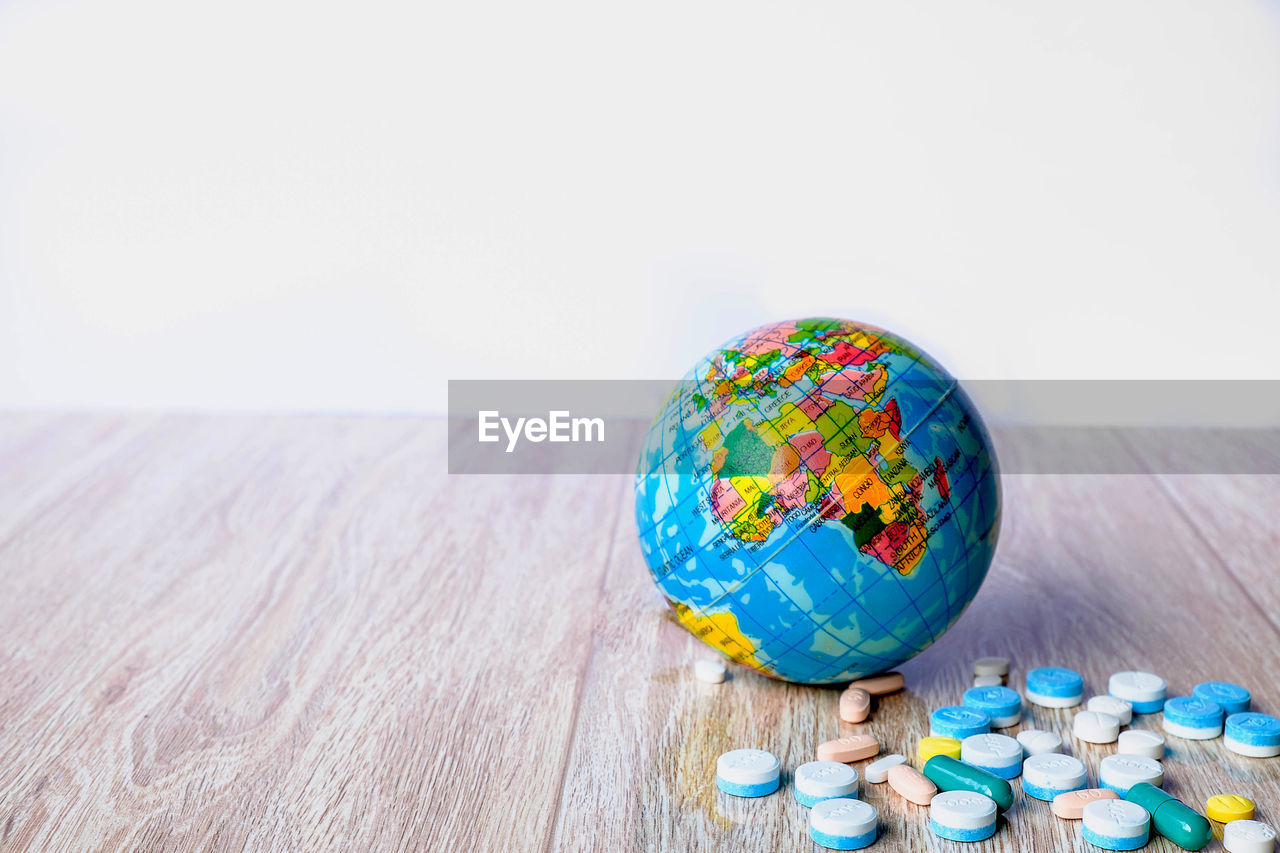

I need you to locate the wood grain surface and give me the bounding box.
[1,416,1277,852]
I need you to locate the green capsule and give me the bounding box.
[1125,783,1212,851]
[922,755,1014,812]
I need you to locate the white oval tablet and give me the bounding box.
[961,733,1022,770]
[864,753,907,784]
[810,797,878,838]
[1087,695,1133,725]
[1074,710,1121,744]
[795,761,859,799]
[1099,754,1163,793]
[716,749,780,785]
[694,659,727,683]
[1083,798,1150,842]
[1224,819,1277,853]
[1117,729,1165,760]
[931,790,998,830]
[1017,729,1063,756]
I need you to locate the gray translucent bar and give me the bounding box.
[447,380,1280,474]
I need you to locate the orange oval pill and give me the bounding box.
[1051,788,1119,820]
[817,734,880,763]
[847,672,905,696]
[839,688,872,723]
[887,763,937,805]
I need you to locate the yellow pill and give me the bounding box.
[918,736,962,763]
[1206,794,1255,823]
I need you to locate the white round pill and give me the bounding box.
[1117,729,1165,760]
[961,733,1022,770]
[864,753,907,784]
[694,659,727,683]
[810,797,878,838]
[1023,753,1087,790]
[716,749,780,785]
[1017,729,1063,756]
[1074,710,1121,744]
[1087,695,1133,725]
[1083,798,1150,842]
[1109,671,1166,703]
[795,761,859,799]
[974,657,1011,677]
[1099,754,1163,793]
[1224,820,1277,853]
[973,674,1004,687]
[931,790,998,830]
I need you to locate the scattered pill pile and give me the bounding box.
[702,657,1279,851]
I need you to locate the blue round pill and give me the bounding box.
[1163,696,1224,728]
[1225,712,1280,747]
[1026,667,1083,698]
[931,706,992,739]
[1193,681,1251,715]
[963,686,1022,719]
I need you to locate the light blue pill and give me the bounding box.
[1194,681,1251,715]
[1026,667,1083,698]
[963,686,1022,719]
[1225,712,1280,747]
[1163,696,1224,729]
[1082,825,1149,851]
[931,706,991,739]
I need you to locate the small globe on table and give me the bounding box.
[634,318,1000,684]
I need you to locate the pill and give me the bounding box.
[1022,753,1087,801]
[1207,794,1256,824]
[960,733,1023,780]
[847,671,905,696]
[1224,820,1277,853]
[929,790,998,842]
[962,685,1023,728]
[1194,681,1251,715]
[715,748,781,797]
[818,734,880,763]
[1083,798,1151,851]
[839,687,872,723]
[930,706,991,739]
[973,656,1011,677]
[809,797,879,850]
[1224,712,1280,758]
[1087,695,1134,725]
[1052,788,1120,820]
[793,761,860,808]
[1026,666,1084,708]
[1017,728,1064,756]
[887,763,938,805]
[1074,710,1121,744]
[1126,782,1213,851]
[1117,729,1165,760]
[864,753,907,784]
[973,674,1004,687]
[1099,754,1164,795]
[1163,696,1225,740]
[922,754,1015,812]
[1109,671,1167,714]
[918,736,962,763]
[694,659,727,683]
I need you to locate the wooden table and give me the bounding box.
[1,414,1277,851]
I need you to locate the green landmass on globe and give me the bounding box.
[635,318,1001,684]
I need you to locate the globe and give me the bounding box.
[635,318,1001,684]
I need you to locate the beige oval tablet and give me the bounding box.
[839,688,872,723]
[1052,788,1119,820]
[887,763,937,805]
[817,734,880,763]
[847,672,905,696]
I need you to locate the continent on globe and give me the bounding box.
[635,318,1001,684]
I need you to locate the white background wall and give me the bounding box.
[2,1,1278,412]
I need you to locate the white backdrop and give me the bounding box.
[2,1,1278,412]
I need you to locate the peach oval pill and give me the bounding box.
[1053,788,1120,820]
[887,763,937,805]
[847,672,905,696]
[840,688,872,723]
[818,734,880,763]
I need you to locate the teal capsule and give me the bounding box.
[1125,783,1212,851]
[922,754,1015,812]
